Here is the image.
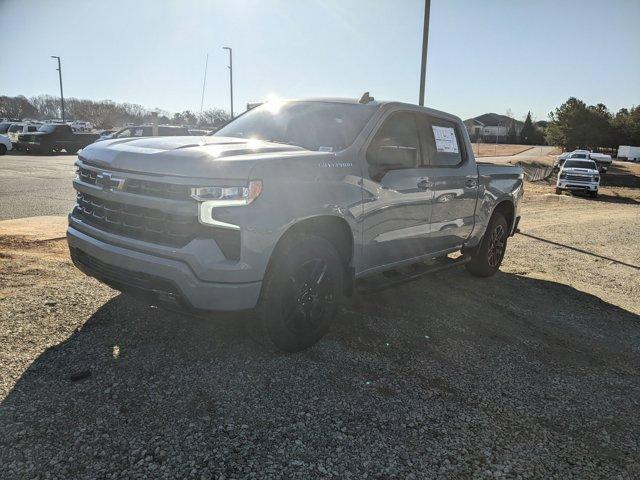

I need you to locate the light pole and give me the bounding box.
[418,0,431,106]
[51,56,65,122]
[223,47,234,118]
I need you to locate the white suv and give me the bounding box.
[556,158,600,198]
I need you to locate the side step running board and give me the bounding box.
[356,256,471,295]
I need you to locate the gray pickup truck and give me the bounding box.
[67,97,523,351]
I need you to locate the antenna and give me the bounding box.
[200,53,209,114]
[359,92,374,104]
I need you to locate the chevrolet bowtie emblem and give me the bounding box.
[96,172,125,191]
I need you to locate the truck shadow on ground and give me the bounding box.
[2,271,639,477]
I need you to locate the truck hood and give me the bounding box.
[79,135,334,178]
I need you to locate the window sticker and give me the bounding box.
[432,126,459,153]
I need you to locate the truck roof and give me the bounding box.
[272,97,462,123]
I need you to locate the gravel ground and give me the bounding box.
[1,181,639,479]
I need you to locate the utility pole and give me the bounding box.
[51,56,65,121]
[200,53,209,115]
[223,47,234,118]
[418,0,431,106]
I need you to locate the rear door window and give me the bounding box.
[417,115,464,167]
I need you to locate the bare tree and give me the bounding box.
[198,108,231,128]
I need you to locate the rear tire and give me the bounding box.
[258,234,344,352]
[465,213,508,278]
[66,146,78,154]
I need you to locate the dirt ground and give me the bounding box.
[473,144,554,157]
[1,170,639,478]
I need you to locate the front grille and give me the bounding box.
[125,178,191,199]
[565,174,592,182]
[77,166,190,200]
[72,192,203,247]
[77,167,97,185]
[73,167,242,260]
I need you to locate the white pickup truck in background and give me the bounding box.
[556,158,600,198]
[554,150,612,173]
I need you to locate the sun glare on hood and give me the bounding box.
[246,138,263,149]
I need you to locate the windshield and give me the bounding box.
[569,153,588,159]
[214,100,377,151]
[564,160,596,169]
[0,123,12,134]
[8,124,23,133]
[38,124,57,133]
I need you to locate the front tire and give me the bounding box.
[0,144,6,155]
[465,213,508,278]
[258,234,344,352]
[555,187,562,195]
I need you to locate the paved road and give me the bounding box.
[479,145,556,164]
[0,152,76,220]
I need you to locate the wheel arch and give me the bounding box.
[491,199,515,233]
[264,214,355,294]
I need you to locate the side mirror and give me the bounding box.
[373,145,417,169]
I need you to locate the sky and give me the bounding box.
[1,0,639,122]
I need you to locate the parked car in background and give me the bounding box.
[554,152,571,170]
[188,129,212,136]
[7,122,41,150]
[68,96,524,352]
[97,129,116,139]
[618,145,640,162]
[70,121,93,132]
[556,158,600,198]
[0,121,15,135]
[18,124,100,154]
[95,125,191,142]
[0,134,12,155]
[588,152,612,172]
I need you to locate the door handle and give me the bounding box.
[417,179,432,190]
[465,177,478,188]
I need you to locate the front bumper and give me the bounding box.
[67,225,262,311]
[557,181,598,191]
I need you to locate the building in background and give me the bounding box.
[464,113,523,143]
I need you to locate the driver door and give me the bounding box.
[360,111,434,272]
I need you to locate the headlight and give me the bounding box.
[559,172,566,179]
[192,180,262,229]
[191,181,262,205]
[592,175,600,181]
